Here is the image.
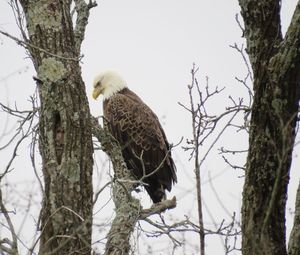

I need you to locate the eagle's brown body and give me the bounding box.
[103,87,177,203]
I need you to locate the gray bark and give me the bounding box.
[288,182,300,255]
[238,1,300,254]
[17,0,95,254]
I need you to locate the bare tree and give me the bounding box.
[180,64,249,255]
[1,1,177,254]
[238,1,300,254]
[1,1,300,255]
[1,0,97,254]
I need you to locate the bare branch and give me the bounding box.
[8,0,28,42]
[230,43,253,82]
[93,181,112,205]
[0,107,36,180]
[0,188,19,254]
[180,64,249,254]
[139,197,177,219]
[0,30,81,61]
[74,0,97,53]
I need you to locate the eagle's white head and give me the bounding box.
[92,70,127,100]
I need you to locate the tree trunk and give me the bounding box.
[18,0,94,254]
[239,1,300,254]
[288,182,300,255]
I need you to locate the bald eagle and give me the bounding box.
[92,71,177,203]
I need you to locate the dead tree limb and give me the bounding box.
[91,117,176,255]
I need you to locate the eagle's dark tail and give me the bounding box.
[145,183,166,203]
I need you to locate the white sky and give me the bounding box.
[0,0,299,254]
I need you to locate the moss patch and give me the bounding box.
[38,57,67,82]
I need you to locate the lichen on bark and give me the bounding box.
[38,57,67,82]
[26,0,62,35]
[17,0,95,254]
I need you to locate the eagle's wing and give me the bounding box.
[103,90,176,202]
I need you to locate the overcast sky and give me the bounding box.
[0,1,299,254]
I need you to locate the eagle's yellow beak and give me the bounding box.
[92,86,102,100]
